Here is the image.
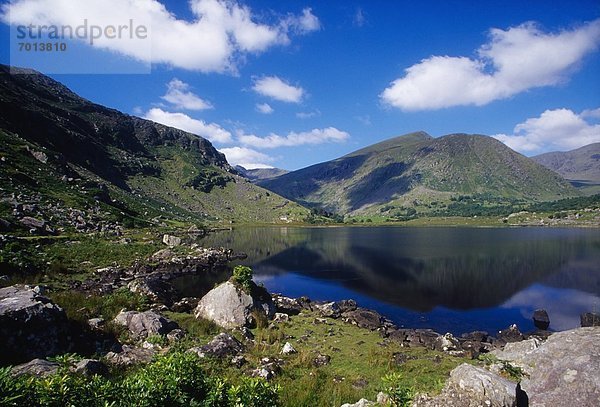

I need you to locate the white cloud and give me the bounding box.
[161,79,213,110]
[238,127,349,149]
[256,103,274,114]
[381,19,600,110]
[252,76,304,103]
[2,0,320,73]
[296,110,320,119]
[494,108,600,154]
[581,107,600,119]
[218,146,273,169]
[353,8,366,27]
[144,108,232,144]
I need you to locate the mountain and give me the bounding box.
[235,166,289,182]
[532,143,600,194]
[259,131,578,216]
[0,65,309,232]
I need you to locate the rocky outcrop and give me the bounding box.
[113,310,178,340]
[415,364,517,407]
[0,285,73,365]
[194,281,275,329]
[11,359,60,377]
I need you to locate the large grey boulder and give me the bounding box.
[194,281,274,329]
[113,310,178,339]
[0,285,72,364]
[415,363,517,406]
[517,327,600,407]
[188,333,245,359]
[11,359,60,377]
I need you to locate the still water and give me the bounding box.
[180,226,600,335]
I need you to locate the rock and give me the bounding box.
[11,359,59,377]
[166,329,186,343]
[194,281,274,329]
[532,309,550,330]
[497,324,524,343]
[273,312,290,323]
[151,248,174,261]
[316,302,341,318]
[127,278,178,306]
[251,367,274,380]
[113,310,178,340]
[231,355,246,368]
[73,359,108,376]
[517,327,600,407]
[491,338,541,373]
[0,285,73,364]
[162,234,182,247]
[434,333,460,352]
[171,297,199,313]
[281,342,297,355]
[87,317,105,330]
[272,294,305,315]
[340,399,375,407]
[415,363,517,407]
[106,345,155,367]
[19,216,45,230]
[190,333,245,358]
[313,353,331,367]
[580,312,600,327]
[30,149,48,164]
[342,308,384,330]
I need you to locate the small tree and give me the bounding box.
[232,265,253,293]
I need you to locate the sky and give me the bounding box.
[1,0,600,170]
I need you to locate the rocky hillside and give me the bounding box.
[235,166,289,182]
[259,131,578,216]
[533,143,600,194]
[0,65,309,231]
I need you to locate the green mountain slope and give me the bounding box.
[259,132,578,216]
[0,65,309,231]
[532,143,600,195]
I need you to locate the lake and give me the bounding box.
[179,226,600,335]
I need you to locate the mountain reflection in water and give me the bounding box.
[190,227,600,334]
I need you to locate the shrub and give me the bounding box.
[382,372,413,407]
[232,265,253,293]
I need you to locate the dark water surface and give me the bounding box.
[184,226,600,335]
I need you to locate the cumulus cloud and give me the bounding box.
[238,127,349,149]
[2,0,320,73]
[256,103,274,114]
[218,146,273,169]
[144,108,232,144]
[494,108,600,154]
[381,19,600,110]
[252,76,304,103]
[161,79,213,110]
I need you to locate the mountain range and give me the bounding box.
[0,65,309,231]
[259,131,578,216]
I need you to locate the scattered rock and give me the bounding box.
[73,359,108,377]
[273,312,290,323]
[19,216,45,230]
[316,302,341,318]
[281,342,297,355]
[532,309,550,330]
[30,149,48,164]
[194,281,274,329]
[162,234,182,247]
[340,399,376,407]
[11,359,59,377]
[415,363,516,407]
[105,345,155,367]
[127,278,178,306]
[342,308,384,330]
[434,333,460,352]
[491,338,541,373]
[0,285,73,364]
[166,329,185,343]
[272,294,306,315]
[497,324,524,343]
[113,310,178,340]
[87,317,105,330]
[580,312,600,327]
[313,353,331,367]
[171,297,199,313]
[190,333,245,358]
[151,248,174,261]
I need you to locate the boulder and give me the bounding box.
[491,338,541,374]
[497,324,524,343]
[127,278,178,306]
[342,308,384,330]
[272,294,305,315]
[113,310,178,339]
[19,216,45,230]
[11,359,59,377]
[162,234,182,247]
[434,333,460,352]
[105,345,155,367]
[517,327,600,407]
[532,309,550,330]
[313,353,331,367]
[273,312,290,323]
[281,342,297,355]
[73,359,109,377]
[580,312,600,327]
[189,333,245,359]
[415,363,517,407]
[171,297,199,313]
[0,285,73,364]
[194,281,274,329]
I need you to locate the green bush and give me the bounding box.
[382,372,413,407]
[232,265,254,293]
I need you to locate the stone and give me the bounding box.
[273,312,290,323]
[105,345,155,367]
[162,234,182,247]
[11,359,59,377]
[30,149,48,164]
[415,363,517,407]
[127,278,178,306]
[313,353,331,367]
[19,216,45,230]
[340,399,375,407]
[73,359,109,376]
[0,285,72,365]
[166,329,186,343]
[150,248,174,261]
[281,342,297,355]
[231,355,246,368]
[532,309,550,330]
[171,297,199,313]
[113,310,178,340]
[316,301,341,318]
[87,317,105,330]
[341,308,384,330]
[434,333,460,352]
[491,338,541,374]
[580,312,600,327]
[517,327,600,407]
[190,333,245,359]
[272,294,305,315]
[194,281,274,329]
[251,367,274,380]
[497,324,524,343]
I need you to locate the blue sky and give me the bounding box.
[1,0,599,170]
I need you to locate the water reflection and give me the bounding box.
[199,227,600,334]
